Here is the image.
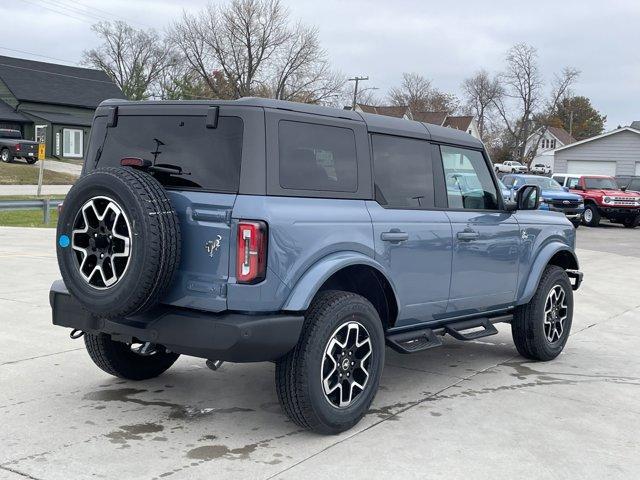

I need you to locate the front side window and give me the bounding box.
[278,121,357,192]
[440,145,498,210]
[567,177,580,189]
[372,134,433,208]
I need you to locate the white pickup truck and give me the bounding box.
[494,160,528,173]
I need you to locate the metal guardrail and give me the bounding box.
[0,199,63,225]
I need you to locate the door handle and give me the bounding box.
[457,230,480,241]
[381,230,409,243]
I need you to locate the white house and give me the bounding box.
[553,126,640,176]
[524,126,576,171]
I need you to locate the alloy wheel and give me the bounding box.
[321,321,372,408]
[583,208,593,223]
[71,196,132,289]
[543,285,568,343]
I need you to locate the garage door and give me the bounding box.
[567,160,617,176]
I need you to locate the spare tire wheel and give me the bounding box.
[56,167,180,318]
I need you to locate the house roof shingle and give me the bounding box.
[412,111,448,125]
[547,126,576,146]
[629,120,640,130]
[0,55,125,109]
[0,99,30,123]
[443,115,474,131]
[356,104,409,118]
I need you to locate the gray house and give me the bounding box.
[0,55,124,159]
[553,127,640,176]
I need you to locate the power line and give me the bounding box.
[19,0,95,24]
[61,0,153,28]
[0,46,80,66]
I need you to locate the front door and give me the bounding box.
[367,134,453,327]
[438,145,520,314]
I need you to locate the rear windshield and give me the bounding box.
[0,130,21,139]
[87,115,243,192]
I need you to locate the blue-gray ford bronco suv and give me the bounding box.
[51,98,583,434]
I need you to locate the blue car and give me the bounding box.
[502,174,584,227]
[51,98,582,434]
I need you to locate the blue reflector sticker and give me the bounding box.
[59,234,70,248]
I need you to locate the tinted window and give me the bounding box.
[89,115,243,192]
[372,134,433,208]
[440,146,498,210]
[567,177,580,189]
[502,176,515,187]
[552,175,565,186]
[278,121,357,192]
[0,129,21,139]
[514,176,563,191]
[628,179,640,191]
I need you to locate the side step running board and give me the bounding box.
[386,328,443,354]
[443,317,498,341]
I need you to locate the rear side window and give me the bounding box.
[440,145,498,210]
[278,120,357,192]
[372,134,434,208]
[89,115,243,192]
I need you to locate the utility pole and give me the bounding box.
[348,76,369,110]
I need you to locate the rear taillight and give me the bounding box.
[15,144,21,151]
[236,220,267,284]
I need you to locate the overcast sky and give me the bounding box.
[2,0,638,128]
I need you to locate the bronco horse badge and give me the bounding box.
[205,235,223,257]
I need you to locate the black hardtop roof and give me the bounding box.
[98,97,483,149]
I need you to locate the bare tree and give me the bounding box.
[462,69,502,141]
[83,21,172,100]
[493,43,579,165]
[171,0,344,103]
[389,72,459,114]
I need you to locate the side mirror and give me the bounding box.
[563,186,569,192]
[621,186,627,192]
[573,185,584,191]
[516,184,541,210]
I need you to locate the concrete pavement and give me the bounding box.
[0,226,638,479]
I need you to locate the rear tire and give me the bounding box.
[84,333,180,380]
[25,157,37,165]
[1,148,12,163]
[512,265,573,361]
[582,204,600,227]
[275,291,385,434]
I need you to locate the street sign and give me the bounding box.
[38,143,46,160]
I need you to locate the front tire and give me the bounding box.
[582,204,600,227]
[275,291,385,434]
[512,265,573,361]
[623,216,640,229]
[84,333,180,380]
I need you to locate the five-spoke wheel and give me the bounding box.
[321,321,372,408]
[71,196,132,289]
[543,285,568,343]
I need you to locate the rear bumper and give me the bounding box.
[49,280,304,363]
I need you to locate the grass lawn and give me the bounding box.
[0,162,77,185]
[0,208,59,228]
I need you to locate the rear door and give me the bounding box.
[438,145,520,314]
[86,104,250,312]
[367,135,452,326]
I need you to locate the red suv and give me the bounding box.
[553,174,640,228]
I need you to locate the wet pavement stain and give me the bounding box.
[187,443,258,461]
[105,423,165,445]
[168,406,254,420]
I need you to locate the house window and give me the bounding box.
[541,139,548,149]
[550,139,556,149]
[62,128,83,158]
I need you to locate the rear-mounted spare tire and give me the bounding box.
[57,167,180,318]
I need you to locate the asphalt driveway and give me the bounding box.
[0,226,638,480]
